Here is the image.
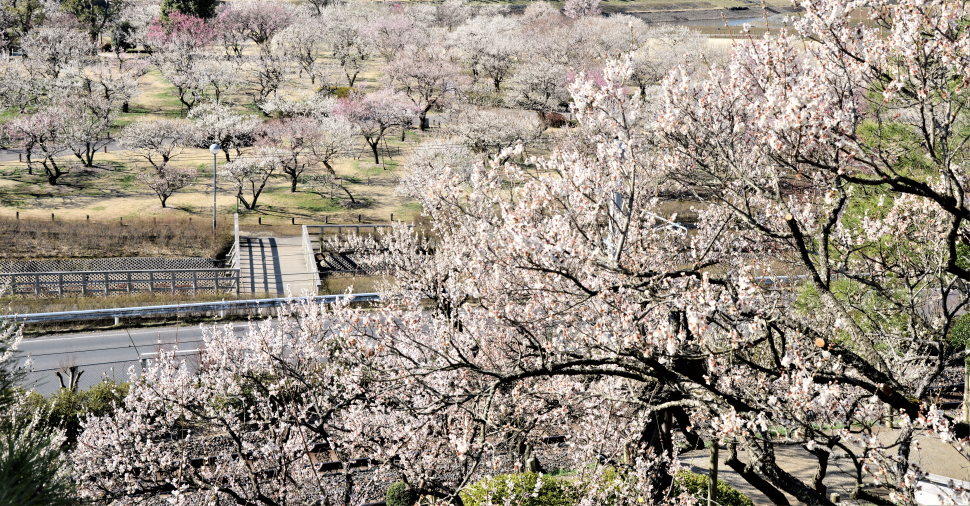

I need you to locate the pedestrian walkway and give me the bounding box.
[237,236,318,296]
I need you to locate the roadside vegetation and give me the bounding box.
[0,215,231,259]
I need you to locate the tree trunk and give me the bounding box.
[419,114,430,131]
[368,139,380,164]
[724,445,791,505]
[337,183,355,203]
[964,344,969,425]
[290,175,298,192]
[708,443,719,506]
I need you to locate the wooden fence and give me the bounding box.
[0,269,240,296]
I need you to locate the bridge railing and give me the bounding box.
[301,225,322,290]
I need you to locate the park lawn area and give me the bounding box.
[0,126,427,226]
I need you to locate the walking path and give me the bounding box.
[237,235,318,297]
[681,431,969,504]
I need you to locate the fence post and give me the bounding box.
[127,271,132,293]
[291,217,295,225]
[51,212,54,222]
[33,274,40,296]
[81,273,87,296]
[171,271,176,294]
[149,271,154,292]
[192,271,198,294]
[57,273,63,296]
[258,216,262,225]
[104,272,109,295]
[15,211,18,220]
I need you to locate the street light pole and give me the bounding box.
[210,143,221,231]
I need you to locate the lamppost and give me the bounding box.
[210,143,221,231]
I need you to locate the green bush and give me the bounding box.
[329,86,353,99]
[672,471,753,506]
[461,472,579,506]
[949,313,970,348]
[385,481,418,506]
[25,380,129,444]
[0,415,78,505]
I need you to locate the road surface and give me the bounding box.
[15,322,251,394]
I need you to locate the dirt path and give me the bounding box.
[681,432,969,504]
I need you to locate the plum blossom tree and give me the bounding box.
[303,0,336,16]
[119,118,196,207]
[319,3,370,87]
[67,2,970,505]
[20,26,93,80]
[188,101,260,161]
[306,114,355,173]
[336,89,414,163]
[245,51,289,113]
[259,118,321,192]
[508,58,571,121]
[220,147,280,209]
[215,0,294,50]
[443,106,543,162]
[5,107,74,184]
[365,5,428,64]
[146,13,216,108]
[0,59,41,112]
[385,48,463,130]
[448,15,519,91]
[561,0,599,19]
[272,15,327,85]
[120,119,195,168]
[144,11,213,50]
[432,0,473,30]
[138,166,195,208]
[628,25,708,96]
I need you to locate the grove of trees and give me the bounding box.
[0,0,967,504]
[0,0,710,212]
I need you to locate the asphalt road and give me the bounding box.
[15,322,251,395]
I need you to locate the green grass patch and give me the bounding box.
[268,190,342,213]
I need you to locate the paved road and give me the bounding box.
[15,322,251,395]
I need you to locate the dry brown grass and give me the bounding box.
[0,216,232,260]
[0,290,270,314]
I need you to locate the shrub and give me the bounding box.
[949,313,970,348]
[461,472,579,506]
[330,86,353,99]
[385,481,418,506]
[0,415,78,506]
[672,471,753,506]
[25,380,129,444]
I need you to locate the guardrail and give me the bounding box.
[0,268,240,296]
[305,224,395,236]
[0,292,381,324]
[301,225,321,290]
[227,214,242,294]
